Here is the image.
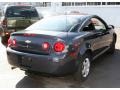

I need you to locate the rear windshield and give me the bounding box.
[5,6,39,18]
[26,15,81,32]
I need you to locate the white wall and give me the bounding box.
[37,6,120,27]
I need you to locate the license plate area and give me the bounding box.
[20,56,32,68]
[16,20,31,27]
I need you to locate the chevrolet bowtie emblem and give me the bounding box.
[25,40,31,44]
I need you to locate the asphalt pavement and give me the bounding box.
[0,30,120,88]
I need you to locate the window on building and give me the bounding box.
[107,2,120,5]
[62,2,86,6]
[102,2,106,5]
[62,2,66,6]
[62,2,120,6]
[72,2,74,6]
[39,2,51,7]
[62,2,72,6]
[87,2,101,6]
[116,2,120,5]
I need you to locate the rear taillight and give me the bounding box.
[54,42,65,52]
[42,42,50,50]
[8,38,17,47]
[5,32,9,35]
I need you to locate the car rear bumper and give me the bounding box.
[7,47,79,75]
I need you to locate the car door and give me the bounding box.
[81,20,103,56]
[81,17,112,57]
[91,17,113,50]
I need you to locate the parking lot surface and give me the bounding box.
[0,30,120,88]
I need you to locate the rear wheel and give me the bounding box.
[73,53,91,82]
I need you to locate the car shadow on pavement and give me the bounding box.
[80,49,120,88]
[16,49,120,88]
[16,74,80,88]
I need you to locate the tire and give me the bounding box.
[1,35,10,46]
[25,70,35,76]
[108,38,116,54]
[73,53,91,82]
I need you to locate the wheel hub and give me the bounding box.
[82,58,90,77]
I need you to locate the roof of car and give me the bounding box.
[48,14,93,20]
[4,4,33,10]
[3,4,35,13]
[5,4,33,7]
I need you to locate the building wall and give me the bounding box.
[37,2,120,27]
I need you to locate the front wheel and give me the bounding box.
[73,53,91,82]
[1,35,10,46]
[107,38,116,54]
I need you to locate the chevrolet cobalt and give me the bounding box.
[7,15,116,81]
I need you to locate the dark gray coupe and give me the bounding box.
[7,14,117,81]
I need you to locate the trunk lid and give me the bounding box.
[10,30,67,55]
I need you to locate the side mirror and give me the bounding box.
[108,25,115,29]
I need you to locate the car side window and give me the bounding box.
[70,24,80,32]
[82,22,95,32]
[91,18,106,31]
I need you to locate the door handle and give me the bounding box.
[98,33,103,36]
[96,32,103,36]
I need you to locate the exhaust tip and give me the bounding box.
[11,67,17,70]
